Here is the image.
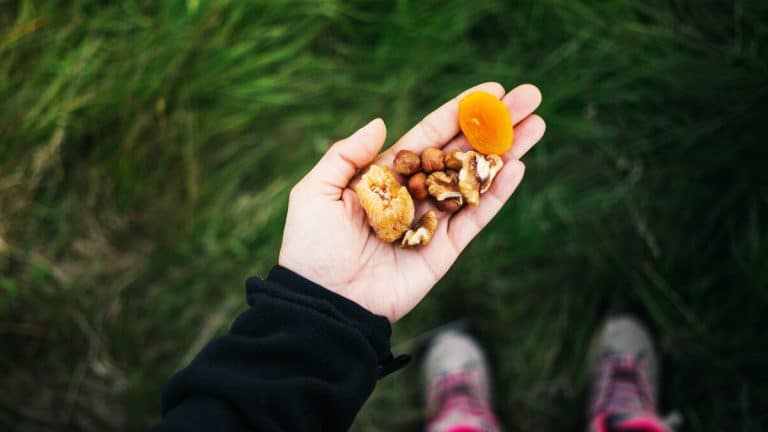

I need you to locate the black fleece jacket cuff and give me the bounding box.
[256,265,409,378]
[257,265,392,363]
[155,265,408,432]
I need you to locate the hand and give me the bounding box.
[278,82,545,322]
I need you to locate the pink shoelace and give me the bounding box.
[428,370,499,432]
[588,353,671,432]
[430,370,486,409]
[591,353,657,417]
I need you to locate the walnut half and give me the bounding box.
[457,151,504,206]
[425,170,463,205]
[355,165,415,242]
[401,210,438,248]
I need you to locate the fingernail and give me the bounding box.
[356,117,386,137]
[367,117,385,128]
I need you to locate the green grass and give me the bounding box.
[1,0,766,430]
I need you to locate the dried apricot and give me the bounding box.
[458,91,514,155]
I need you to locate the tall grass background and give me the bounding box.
[1,1,766,430]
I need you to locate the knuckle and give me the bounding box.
[419,119,443,144]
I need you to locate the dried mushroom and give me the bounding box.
[425,170,463,204]
[401,210,438,248]
[458,151,504,206]
[355,165,415,243]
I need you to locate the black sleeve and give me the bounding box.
[153,265,409,431]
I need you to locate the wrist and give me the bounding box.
[277,253,365,310]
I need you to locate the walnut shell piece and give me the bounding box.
[401,210,438,248]
[421,147,446,172]
[458,151,504,206]
[425,170,463,204]
[393,150,421,175]
[355,165,415,242]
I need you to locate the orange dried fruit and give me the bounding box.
[458,91,514,155]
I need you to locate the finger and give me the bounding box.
[503,114,546,162]
[306,118,387,196]
[445,160,526,251]
[443,84,544,159]
[506,83,542,128]
[375,82,505,167]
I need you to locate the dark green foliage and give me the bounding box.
[1,1,766,430]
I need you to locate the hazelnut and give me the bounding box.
[407,172,429,200]
[445,150,464,170]
[436,197,462,213]
[401,210,438,248]
[393,150,421,175]
[421,147,445,172]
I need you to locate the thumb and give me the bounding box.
[307,118,387,194]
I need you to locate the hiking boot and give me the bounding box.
[423,330,501,432]
[587,315,674,432]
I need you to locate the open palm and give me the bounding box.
[279,82,545,322]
